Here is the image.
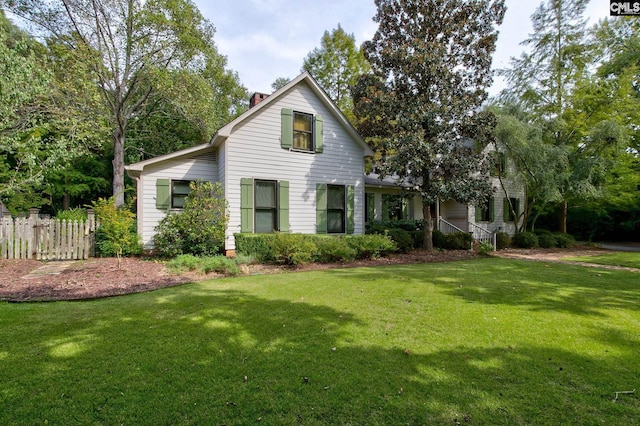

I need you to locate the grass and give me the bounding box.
[1,258,639,425]
[564,251,640,269]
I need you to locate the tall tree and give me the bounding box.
[353,0,505,249]
[0,11,91,211]
[302,24,370,122]
[3,0,245,206]
[499,0,629,233]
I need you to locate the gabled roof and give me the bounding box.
[125,143,214,175]
[125,72,373,176]
[211,72,374,156]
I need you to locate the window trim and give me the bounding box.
[254,179,278,234]
[327,184,346,234]
[170,180,191,209]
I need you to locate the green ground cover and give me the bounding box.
[565,251,640,269]
[1,258,638,425]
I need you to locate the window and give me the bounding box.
[382,194,405,221]
[327,185,346,233]
[491,152,507,177]
[171,180,191,209]
[365,193,375,223]
[476,198,494,222]
[255,180,277,233]
[316,183,354,234]
[293,112,313,151]
[281,109,323,153]
[240,178,289,233]
[503,197,520,222]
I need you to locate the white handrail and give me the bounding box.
[468,222,496,250]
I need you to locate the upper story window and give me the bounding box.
[281,108,324,153]
[171,180,191,209]
[293,112,313,151]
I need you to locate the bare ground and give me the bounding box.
[0,246,621,302]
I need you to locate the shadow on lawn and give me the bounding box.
[324,258,640,317]
[1,280,639,425]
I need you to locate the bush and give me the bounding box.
[555,232,575,248]
[92,197,141,258]
[537,232,558,248]
[346,234,397,259]
[167,254,240,276]
[385,228,414,253]
[477,241,495,255]
[432,230,473,250]
[512,232,539,248]
[154,181,228,258]
[496,232,511,250]
[56,207,88,222]
[234,234,275,263]
[271,233,317,266]
[314,237,357,263]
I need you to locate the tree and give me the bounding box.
[353,0,506,249]
[3,0,246,206]
[0,11,90,212]
[499,0,630,233]
[302,24,370,122]
[271,77,291,92]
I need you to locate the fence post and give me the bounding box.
[87,209,96,258]
[29,208,39,259]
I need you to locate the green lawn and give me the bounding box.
[1,258,639,425]
[564,251,640,269]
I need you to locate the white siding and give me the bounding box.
[224,82,366,250]
[139,157,218,249]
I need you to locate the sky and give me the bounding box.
[193,0,612,97]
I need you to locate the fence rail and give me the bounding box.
[0,209,96,260]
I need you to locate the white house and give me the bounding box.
[363,148,526,242]
[125,72,374,254]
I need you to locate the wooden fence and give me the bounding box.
[0,209,97,260]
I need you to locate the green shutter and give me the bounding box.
[503,198,510,222]
[281,109,293,149]
[314,114,324,153]
[475,205,482,222]
[514,198,520,218]
[156,179,170,210]
[382,194,390,221]
[489,198,495,222]
[366,193,375,222]
[279,181,289,232]
[316,183,327,234]
[346,185,355,234]
[241,178,254,233]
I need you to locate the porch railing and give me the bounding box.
[468,222,496,251]
[437,218,466,234]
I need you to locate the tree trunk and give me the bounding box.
[62,192,70,211]
[112,124,126,207]
[559,200,568,234]
[423,204,434,251]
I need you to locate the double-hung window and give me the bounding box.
[281,109,323,153]
[476,197,495,222]
[240,178,289,234]
[254,180,278,233]
[327,185,346,234]
[293,112,313,151]
[171,180,191,209]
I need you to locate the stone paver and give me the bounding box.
[21,261,78,280]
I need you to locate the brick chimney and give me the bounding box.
[249,92,269,108]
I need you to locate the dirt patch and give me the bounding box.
[0,246,623,302]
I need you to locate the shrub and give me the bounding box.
[92,197,141,259]
[433,231,473,250]
[385,228,414,253]
[555,232,575,248]
[496,232,511,250]
[345,234,397,259]
[154,181,228,258]
[56,207,88,222]
[271,234,317,266]
[537,232,558,248]
[512,232,539,248]
[477,241,495,255]
[314,237,357,263]
[234,234,274,263]
[366,219,424,234]
[167,254,240,276]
